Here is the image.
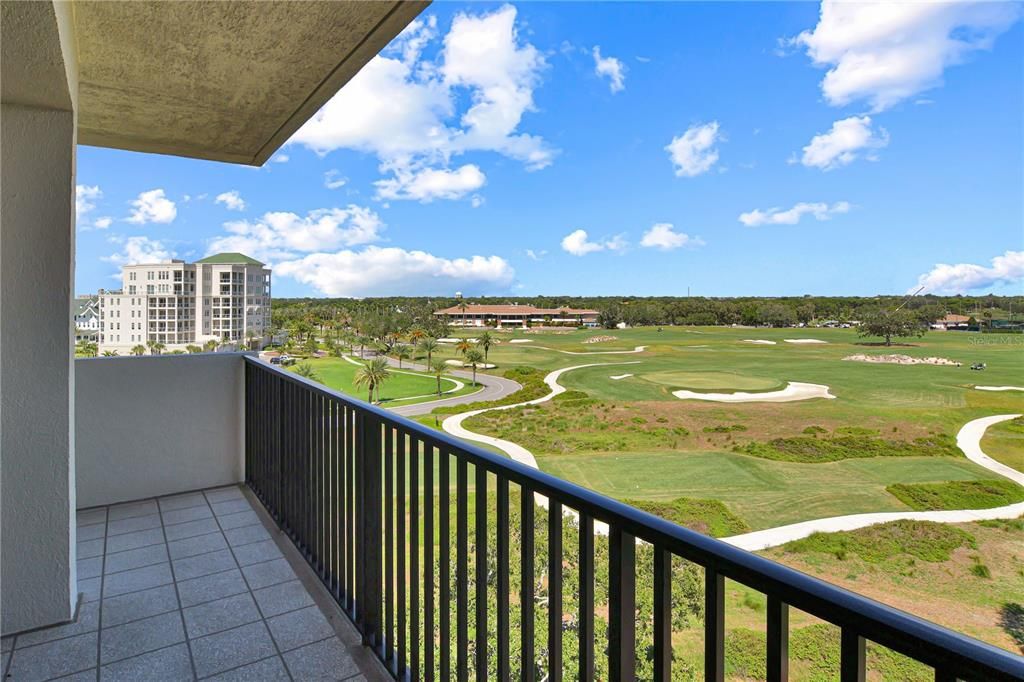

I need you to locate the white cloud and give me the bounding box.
[93,217,113,230]
[207,205,385,264]
[525,248,547,261]
[912,250,1024,294]
[560,229,627,256]
[324,170,348,190]
[791,1,1020,112]
[275,246,514,297]
[215,190,246,211]
[666,122,722,177]
[375,164,485,202]
[799,116,888,170]
[739,201,851,227]
[103,236,174,266]
[271,153,289,163]
[470,194,484,208]
[76,185,101,219]
[592,46,626,93]
[127,189,177,224]
[639,223,705,250]
[289,5,553,200]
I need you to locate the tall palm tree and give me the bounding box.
[203,339,218,352]
[455,339,472,356]
[430,360,447,395]
[353,356,390,403]
[418,338,439,366]
[464,349,484,386]
[145,339,158,354]
[408,328,426,345]
[152,342,166,355]
[458,299,468,326]
[395,346,411,369]
[478,331,493,362]
[131,344,146,356]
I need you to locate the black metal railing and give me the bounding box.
[243,357,1024,681]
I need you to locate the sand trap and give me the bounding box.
[976,386,1024,392]
[785,339,827,344]
[583,335,617,344]
[445,359,496,369]
[844,354,960,366]
[437,338,459,343]
[673,381,835,403]
[509,339,533,343]
[610,374,633,380]
[742,339,777,345]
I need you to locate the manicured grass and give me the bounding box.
[625,496,749,537]
[781,520,976,562]
[289,356,476,405]
[886,479,1024,510]
[538,450,994,530]
[638,369,783,392]
[736,433,960,463]
[982,416,1024,472]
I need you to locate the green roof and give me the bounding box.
[195,253,264,265]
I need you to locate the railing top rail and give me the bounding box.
[244,356,1024,679]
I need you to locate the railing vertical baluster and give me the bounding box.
[548,500,562,682]
[840,629,865,682]
[410,435,420,680]
[424,444,435,682]
[314,393,323,574]
[496,477,510,682]
[653,547,672,681]
[767,596,789,682]
[475,465,488,681]
[397,428,407,678]
[705,569,725,682]
[608,526,636,682]
[384,424,395,672]
[439,450,451,681]
[330,400,339,601]
[341,404,349,608]
[348,406,356,613]
[357,412,383,648]
[579,515,594,682]
[456,458,469,681]
[521,487,535,682]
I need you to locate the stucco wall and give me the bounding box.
[75,354,246,508]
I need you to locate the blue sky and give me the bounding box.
[76,1,1023,299]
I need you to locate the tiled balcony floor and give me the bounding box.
[2,485,386,681]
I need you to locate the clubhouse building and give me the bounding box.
[434,303,599,328]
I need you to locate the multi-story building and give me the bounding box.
[72,295,100,343]
[99,253,271,353]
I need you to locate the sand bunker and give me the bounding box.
[437,338,459,343]
[673,381,835,403]
[610,374,633,380]
[742,339,777,345]
[583,335,618,344]
[509,339,533,343]
[976,386,1024,392]
[785,339,828,344]
[844,354,960,366]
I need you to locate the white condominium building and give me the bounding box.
[99,253,271,354]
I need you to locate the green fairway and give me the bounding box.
[290,356,478,406]
[981,416,1024,472]
[638,369,783,392]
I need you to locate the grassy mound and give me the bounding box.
[782,520,976,563]
[736,433,959,463]
[887,479,1024,511]
[640,369,782,392]
[431,366,546,415]
[624,497,749,537]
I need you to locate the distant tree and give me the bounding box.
[464,349,485,386]
[303,336,319,356]
[131,344,146,356]
[151,342,166,355]
[858,309,926,346]
[408,328,427,345]
[418,338,439,366]
[430,360,448,396]
[76,341,98,357]
[597,305,621,329]
[203,339,218,352]
[796,303,816,324]
[477,331,493,362]
[186,344,202,354]
[293,362,322,383]
[756,303,797,328]
[458,299,469,326]
[395,345,411,369]
[354,356,391,403]
[246,329,258,350]
[101,350,119,357]
[455,339,472,356]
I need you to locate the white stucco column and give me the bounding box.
[1,1,79,634]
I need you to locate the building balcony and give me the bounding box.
[4,354,1020,681]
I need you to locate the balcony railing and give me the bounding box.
[243,357,1024,682]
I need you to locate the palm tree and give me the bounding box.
[458,299,468,326]
[186,344,201,354]
[455,339,472,356]
[430,360,447,395]
[478,331,493,362]
[293,362,322,383]
[464,349,484,386]
[353,356,390,403]
[101,350,119,357]
[418,338,439,366]
[246,329,257,350]
[395,346,411,369]
[152,342,166,355]
[145,339,158,355]
[76,341,98,357]
[131,344,146,356]
[408,328,426,345]
[203,339,218,352]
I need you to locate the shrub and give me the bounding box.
[736,433,959,463]
[784,520,975,563]
[971,563,991,578]
[625,497,749,537]
[835,426,880,436]
[886,479,1024,511]
[802,425,828,435]
[702,424,748,433]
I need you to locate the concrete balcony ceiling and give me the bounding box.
[71,0,428,165]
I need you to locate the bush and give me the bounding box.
[736,433,959,463]
[625,497,749,537]
[886,479,1024,511]
[702,424,748,433]
[784,520,975,563]
[835,426,880,436]
[802,425,828,435]
[971,563,992,578]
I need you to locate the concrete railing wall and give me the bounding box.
[75,353,247,508]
